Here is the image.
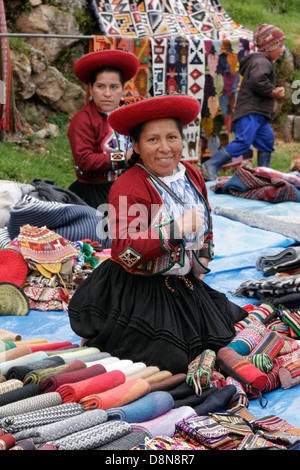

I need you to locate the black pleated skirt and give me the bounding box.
[68,259,247,374]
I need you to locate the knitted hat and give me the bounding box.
[74,50,139,84]
[0,249,28,287]
[253,24,285,52]
[108,94,200,136]
[0,282,30,316]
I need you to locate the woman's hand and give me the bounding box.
[175,207,205,237]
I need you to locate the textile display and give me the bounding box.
[125,365,160,382]
[279,357,300,389]
[0,379,23,395]
[0,402,84,434]
[50,420,132,450]
[12,408,107,444]
[256,246,300,276]
[90,1,252,41]
[5,356,66,381]
[0,0,21,135]
[79,378,151,411]
[23,360,87,385]
[132,434,202,450]
[97,429,150,450]
[0,248,28,287]
[131,405,196,439]
[186,349,216,395]
[106,391,174,423]
[0,391,63,419]
[212,166,300,203]
[0,351,48,376]
[0,344,32,363]
[56,370,126,403]
[0,433,15,450]
[175,415,231,448]
[226,322,269,356]
[173,386,218,409]
[149,373,187,392]
[10,439,36,450]
[192,383,236,415]
[39,364,106,393]
[249,331,285,360]
[0,282,30,316]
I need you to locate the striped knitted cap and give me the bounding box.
[253,24,285,51]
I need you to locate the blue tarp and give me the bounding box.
[0,181,299,431]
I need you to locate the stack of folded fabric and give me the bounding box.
[0,323,299,451]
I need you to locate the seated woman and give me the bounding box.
[68,94,247,374]
[67,50,139,209]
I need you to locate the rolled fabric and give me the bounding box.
[131,406,196,439]
[217,347,269,394]
[27,342,74,352]
[0,379,23,395]
[0,345,32,363]
[13,409,107,444]
[149,373,187,392]
[167,381,196,400]
[248,353,273,373]
[96,430,151,450]
[79,378,151,411]
[0,433,16,450]
[144,371,172,384]
[0,384,41,407]
[0,329,22,342]
[56,370,126,403]
[249,330,285,360]
[46,346,100,359]
[50,421,132,451]
[39,364,106,393]
[120,362,147,377]
[227,322,269,356]
[5,356,66,381]
[0,351,49,376]
[23,360,86,385]
[125,366,160,382]
[106,391,174,423]
[0,402,84,434]
[193,384,237,416]
[104,359,134,373]
[173,387,218,409]
[279,357,300,389]
[0,341,16,353]
[0,391,62,418]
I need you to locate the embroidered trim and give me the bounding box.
[118,247,142,268]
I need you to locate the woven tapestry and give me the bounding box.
[90,0,252,41]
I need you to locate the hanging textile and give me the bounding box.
[0,0,21,136]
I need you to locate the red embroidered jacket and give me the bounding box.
[109,161,214,276]
[67,100,126,183]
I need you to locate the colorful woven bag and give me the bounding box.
[186,349,216,396]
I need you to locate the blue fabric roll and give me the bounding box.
[106,391,174,423]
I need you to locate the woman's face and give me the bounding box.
[89,70,124,112]
[132,118,183,177]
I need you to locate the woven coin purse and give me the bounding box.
[186,349,216,395]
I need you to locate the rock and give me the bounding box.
[10,50,36,100]
[35,123,60,138]
[15,4,83,63]
[293,116,300,141]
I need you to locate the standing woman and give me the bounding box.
[67,50,139,208]
[68,94,247,374]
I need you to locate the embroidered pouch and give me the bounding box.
[186,349,216,395]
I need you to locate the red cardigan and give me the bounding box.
[67,100,126,183]
[109,161,214,276]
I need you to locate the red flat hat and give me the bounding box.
[108,94,200,136]
[74,50,139,84]
[0,249,28,287]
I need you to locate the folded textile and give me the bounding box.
[193,385,237,416]
[0,402,84,434]
[234,303,277,332]
[232,275,300,306]
[0,379,23,395]
[50,420,132,450]
[13,409,107,444]
[144,371,172,384]
[117,362,147,377]
[56,370,126,403]
[0,433,16,450]
[212,166,300,203]
[149,373,187,392]
[5,356,66,381]
[167,381,197,400]
[214,206,300,243]
[0,328,21,342]
[79,378,151,411]
[106,391,174,423]
[0,340,16,353]
[10,439,36,450]
[103,359,134,373]
[7,194,104,243]
[0,351,48,376]
[40,364,106,393]
[256,247,300,275]
[176,415,231,449]
[96,430,150,450]
[225,377,249,410]
[227,322,269,356]
[131,406,196,439]
[279,357,300,389]
[23,360,87,385]
[173,386,218,409]
[0,391,63,418]
[132,435,203,450]
[27,341,74,352]
[0,383,41,407]
[46,346,100,359]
